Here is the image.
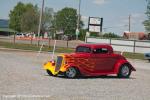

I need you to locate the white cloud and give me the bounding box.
[93,0,107,5]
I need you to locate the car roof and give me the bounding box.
[77,43,113,52]
[78,43,111,48]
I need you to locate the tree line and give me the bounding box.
[9,2,83,37]
[9,2,124,39]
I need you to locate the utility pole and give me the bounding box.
[76,0,81,40]
[37,0,44,46]
[129,15,131,32]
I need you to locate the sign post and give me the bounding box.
[76,28,79,40]
[88,17,103,36]
[51,40,56,60]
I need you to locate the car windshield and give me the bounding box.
[76,46,91,53]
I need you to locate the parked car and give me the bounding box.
[144,53,150,62]
[43,43,136,78]
[16,33,25,38]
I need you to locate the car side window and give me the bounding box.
[93,48,108,54]
[76,46,91,53]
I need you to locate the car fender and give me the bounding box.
[65,62,94,76]
[64,63,86,75]
[114,59,136,73]
[43,62,58,75]
[43,62,52,70]
[65,63,79,70]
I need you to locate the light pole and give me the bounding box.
[76,0,81,40]
[37,0,44,46]
[129,14,131,32]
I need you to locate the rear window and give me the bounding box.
[76,46,91,53]
[93,48,108,54]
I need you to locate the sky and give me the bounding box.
[0,0,148,35]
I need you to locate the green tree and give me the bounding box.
[79,29,87,40]
[143,0,150,31]
[9,2,39,33]
[9,2,26,32]
[103,32,121,38]
[55,7,83,35]
[21,4,39,32]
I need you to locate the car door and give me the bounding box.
[92,48,117,72]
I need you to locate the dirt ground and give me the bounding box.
[0,50,150,100]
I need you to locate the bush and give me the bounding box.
[103,32,121,38]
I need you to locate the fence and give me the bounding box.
[86,37,150,53]
[0,36,84,49]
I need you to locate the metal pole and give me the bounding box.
[37,0,44,46]
[52,40,56,60]
[48,32,51,48]
[31,34,33,45]
[13,32,16,44]
[129,15,131,32]
[76,0,81,40]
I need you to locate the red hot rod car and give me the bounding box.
[43,43,136,78]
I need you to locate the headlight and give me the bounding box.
[50,60,55,66]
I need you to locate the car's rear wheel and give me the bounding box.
[46,70,53,76]
[118,64,131,78]
[65,67,78,78]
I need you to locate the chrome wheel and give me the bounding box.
[65,67,77,78]
[121,65,130,77]
[118,64,131,78]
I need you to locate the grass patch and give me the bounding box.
[0,41,144,59]
[123,52,144,60]
[0,41,74,53]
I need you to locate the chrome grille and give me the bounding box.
[55,56,63,72]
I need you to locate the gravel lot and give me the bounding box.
[0,50,150,100]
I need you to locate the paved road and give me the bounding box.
[0,50,150,100]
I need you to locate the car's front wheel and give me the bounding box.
[65,67,78,78]
[117,64,131,78]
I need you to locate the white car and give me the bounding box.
[16,33,25,38]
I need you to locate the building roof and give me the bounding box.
[123,32,145,40]
[0,27,16,33]
[0,19,9,28]
[0,19,16,33]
